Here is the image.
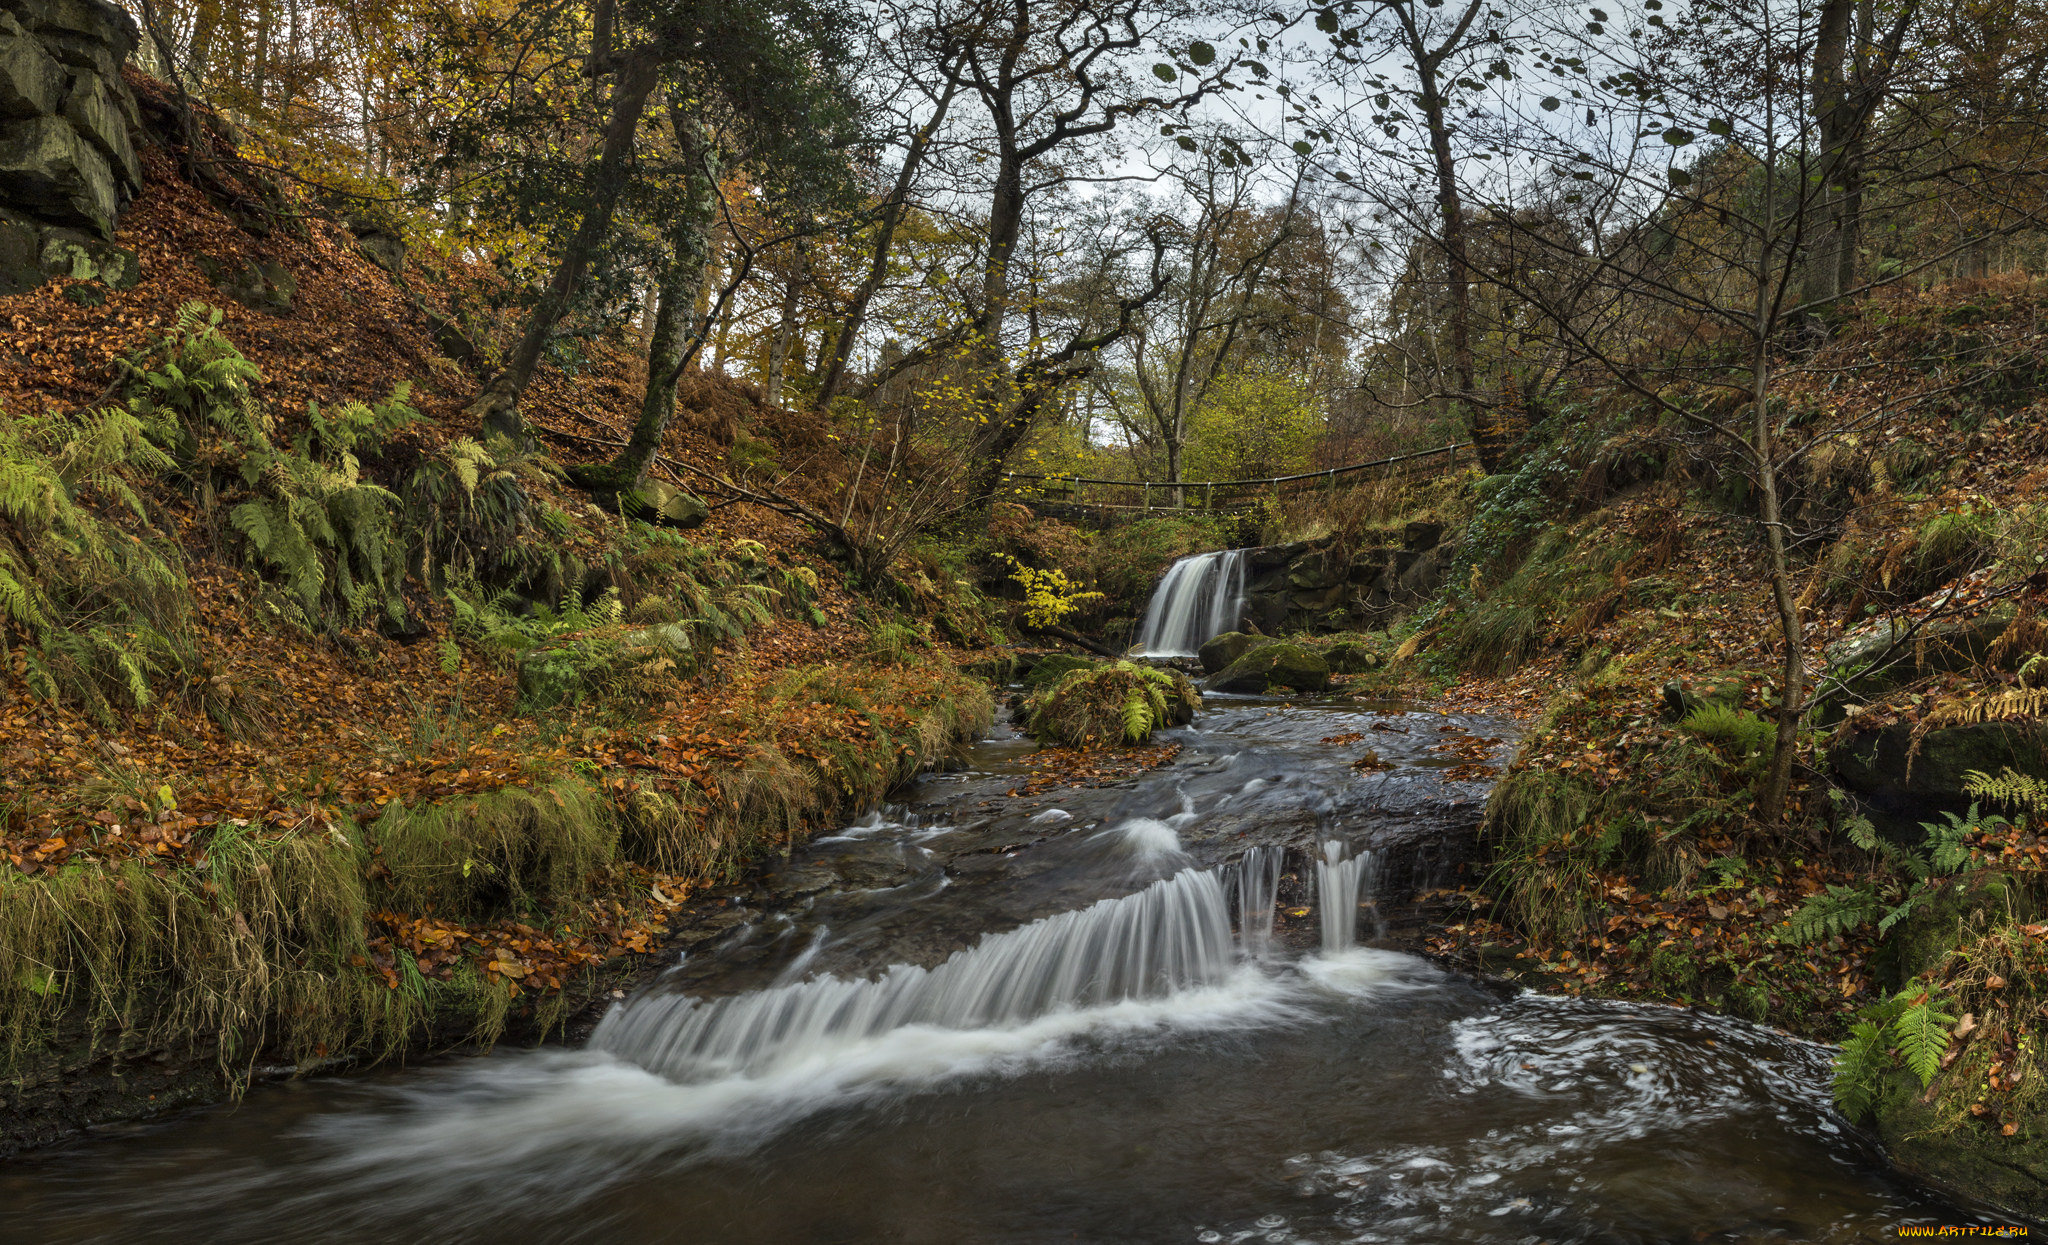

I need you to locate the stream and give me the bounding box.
[0,697,1982,1243]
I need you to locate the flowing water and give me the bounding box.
[1134,549,1251,657]
[0,697,1986,1243]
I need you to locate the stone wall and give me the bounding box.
[1240,520,1454,635]
[0,0,142,296]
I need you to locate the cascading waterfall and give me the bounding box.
[594,868,1237,1083]
[1315,841,1377,952]
[1233,845,1286,955]
[1134,549,1251,657]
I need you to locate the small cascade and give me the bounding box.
[1134,549,1251,657]
[1233,845,1286,954]
[594,869,1236,1083]
[1315,841,1377,952]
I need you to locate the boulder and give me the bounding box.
[1820,606,2017,712]
[196,254,294,313]
[1198,630,1277,674]
[1203,642,1330,695]
[1831,718,2048,804]
[356,229,406,276]
[624,478,708,529]
[1322,640,1380,674]
[0,113,115,233]
[0,16,65,119]
[38,230,134,286]
[1402,519,1444,550]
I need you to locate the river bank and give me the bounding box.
[0,694,1988,1243]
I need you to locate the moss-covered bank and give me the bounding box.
[0,658,993,1155]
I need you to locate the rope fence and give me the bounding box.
[997,442,1473,514]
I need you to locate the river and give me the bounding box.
[0,697,1978,1242]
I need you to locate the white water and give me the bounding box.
[1233,845,1286,955]
[594,868,1239,1083]
[1134,549,1251,657]
[1315,841,1376,952]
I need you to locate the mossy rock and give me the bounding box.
[625,479,709,529]
[1022,652,1097,691]
[1873,871,2033,989]
[1874,1071,2048,1223]
[1322,640,1380,674]
[1821,606,2018,712]
[1203,642,1330,695]
[1198,630,1278,674]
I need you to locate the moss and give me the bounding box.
[1203,642,1330,694]
[1198,631,1277,674]
[1022,652,1097,690]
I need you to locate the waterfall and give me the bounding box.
[1315,841,1376,952]
[1233,845,1286,954]
[1134,549,1251,657]
[594,869,1237,1083]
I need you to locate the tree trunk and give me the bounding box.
[465,55,661,434]
[1415,51,1494,470]
[597,113,720,490]
[764,268,802,406]
[1754,362,1805,822]
[817,75,959,406]
[1807,0,1854,308]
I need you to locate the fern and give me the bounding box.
[1892,989,1957,1086]
[1780,883,1885,943]
[1120,687,1154,742]
[1966,767,2048,818]
[1832,1019,1892,1122]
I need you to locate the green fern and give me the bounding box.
[1965,767,2048,819]
[1892,989,1957,1086]
[1780,883,1886,943]
[1832,1019,1892,1122]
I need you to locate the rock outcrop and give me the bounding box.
[1236,520,1455,636]
[0,0,142,295]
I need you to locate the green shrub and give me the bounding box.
[1024,661,1201,747]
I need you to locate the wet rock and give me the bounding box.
[1204,642,1330,694]
[1875,1070,2048,1225]
[1198,631,1277,674]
